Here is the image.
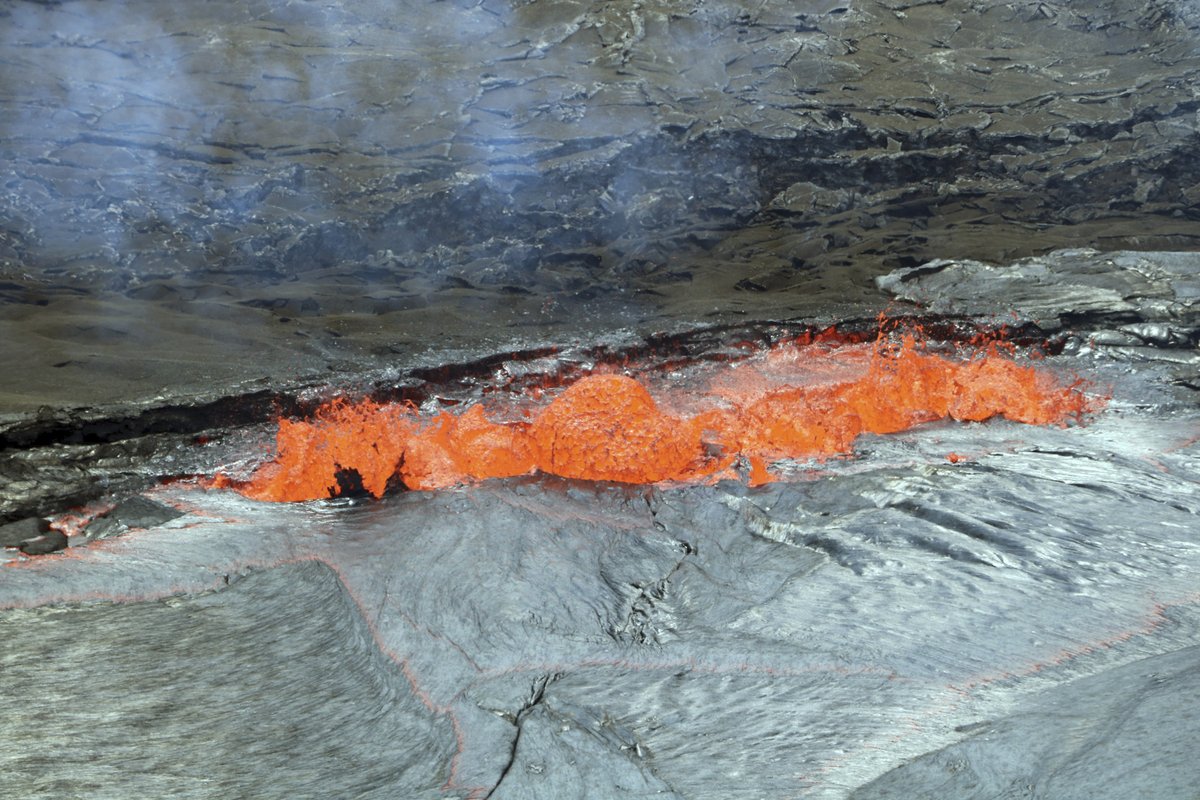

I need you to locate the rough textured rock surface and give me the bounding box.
[0,516,50,547]
[83,495,185,541]
[2,0,1199,798]
[2,0,1200,413]
[851,645,1200,799]
[878,248,1200,333]
[16,527,68,555]
[3,377,1198,797]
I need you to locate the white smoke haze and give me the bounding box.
[0,0,849,289]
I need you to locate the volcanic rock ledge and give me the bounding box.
[877,248,1200,387]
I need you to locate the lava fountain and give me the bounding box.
[214,325,1105,502]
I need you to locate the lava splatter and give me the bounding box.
[215,330,1104,502]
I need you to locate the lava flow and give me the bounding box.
[214,329,1104,502]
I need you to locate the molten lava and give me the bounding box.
[217,331,1104,502]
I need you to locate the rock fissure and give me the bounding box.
[608,536,696,646]
[484,672,561,799]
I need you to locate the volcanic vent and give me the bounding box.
[214,319,1104,502]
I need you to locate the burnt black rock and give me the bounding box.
[0,517,50,548]
[84,496,184,542]
[18,528,68,555]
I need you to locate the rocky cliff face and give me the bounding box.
[2,0,1199,412]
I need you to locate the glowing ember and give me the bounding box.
[215,330,1104,502]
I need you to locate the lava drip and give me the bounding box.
[216,330,1104,502]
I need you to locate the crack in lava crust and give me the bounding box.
[215,329,1106,502]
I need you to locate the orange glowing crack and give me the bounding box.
[214,332,1104,502]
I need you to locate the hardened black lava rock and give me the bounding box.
[83,495,185,542]
[17,528,68,555]
[0,517,50,547]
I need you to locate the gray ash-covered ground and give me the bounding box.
[2,0,1200,797]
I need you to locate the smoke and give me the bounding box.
[0,0,789,300]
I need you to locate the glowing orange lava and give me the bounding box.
[216,331,1104,502]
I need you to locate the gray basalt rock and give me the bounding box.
[3,401,1199,797]
[876,248,1200,334]
[0,516,50,547]
[83,495,185,542]
[851,646,1200,800]
[17,527,67,555]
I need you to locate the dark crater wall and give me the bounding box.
[2,0,1199,411]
